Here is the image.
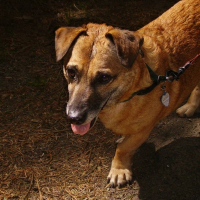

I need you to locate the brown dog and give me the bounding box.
[55,0,200,187]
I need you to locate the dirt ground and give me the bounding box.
[0,0,200,199]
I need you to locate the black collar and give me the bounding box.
[122,62,167,102]
[122,49,199,103]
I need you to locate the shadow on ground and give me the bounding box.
[133,137,200,200]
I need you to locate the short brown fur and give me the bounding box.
[55,0,200,187]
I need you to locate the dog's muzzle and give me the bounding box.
[67,95,111,135]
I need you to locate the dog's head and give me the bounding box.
[55,23,143,135]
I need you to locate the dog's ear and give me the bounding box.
[55,27,87,61]
[106,29,143,68]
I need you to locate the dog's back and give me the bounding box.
[139,0,200,71]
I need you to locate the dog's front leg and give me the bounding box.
[107,130,151,188]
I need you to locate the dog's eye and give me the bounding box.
[97,74,112,84]
[67,68,76,79]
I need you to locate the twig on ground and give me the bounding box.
[36,178,43,200]
[65,188,78,200]
[23,173,34,200]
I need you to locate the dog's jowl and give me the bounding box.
[55,0,200,187]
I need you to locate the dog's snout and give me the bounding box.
[68,115,83,125]
[67,110,87,125]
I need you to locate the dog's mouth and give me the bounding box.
[71,117,97,135]
[70,95,111,135]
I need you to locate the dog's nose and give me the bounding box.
[67,111,87,125]
[67,116,82,125]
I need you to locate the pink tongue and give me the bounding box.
[71,123,90,135]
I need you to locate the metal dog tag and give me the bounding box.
[161,92,170,107]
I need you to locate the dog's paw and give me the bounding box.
[176,103,197,117]
[107,168,132,188]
